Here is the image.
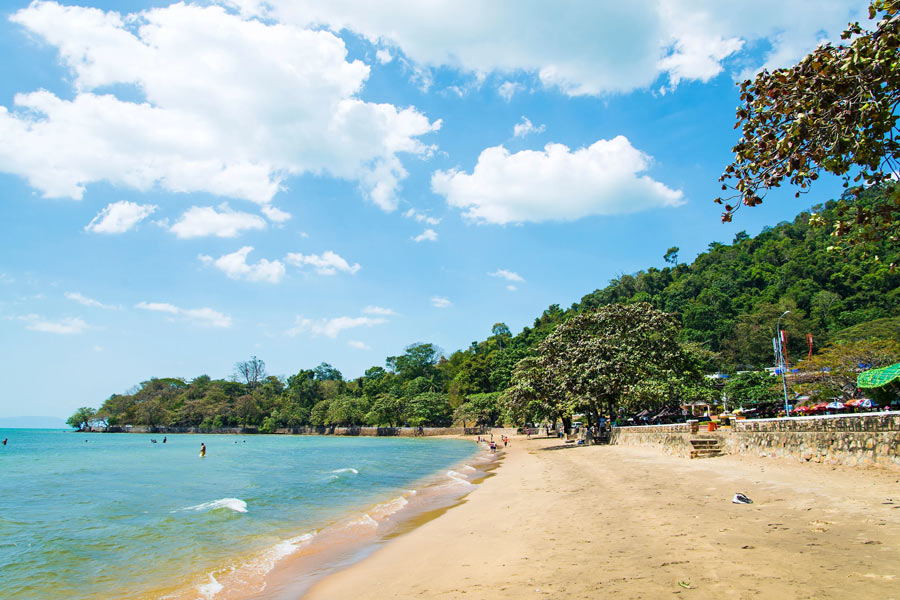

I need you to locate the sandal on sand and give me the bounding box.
[732,493,753,504]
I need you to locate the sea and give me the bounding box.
[0,429,486,599]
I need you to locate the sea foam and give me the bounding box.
[330,468,359,474]
[446,470,473,486]
[179,498,248,513]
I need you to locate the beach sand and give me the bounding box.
[305,435,900,599]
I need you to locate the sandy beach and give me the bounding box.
[306,435,900,599]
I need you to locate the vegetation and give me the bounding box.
[69,186,900,431]
[716,0,900,254]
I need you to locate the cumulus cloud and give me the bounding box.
[431,296,452,308]
[286,315,386,338]
[432,136,684,225]
[65,291,118,309]
[136,300,231,327]
[84,200,156,234]
[498,81,523,101]
[363,305,397,316]
[285,250,360,275]
[489,269,524,283]
[413,228,438,243]
[2,2,439,210]
[348,339,371,350]
[261,205,291,223]
[170,205,266,239]
[20,314,88,334]
[238,0,864,96]
[375,48,393,64]
[403,207,440,226]
[513,116,545,138]
[199,246,285,283]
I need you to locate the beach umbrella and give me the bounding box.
[825,401,844,410]
[857,363,900,389]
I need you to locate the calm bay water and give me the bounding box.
[0,430,477,599]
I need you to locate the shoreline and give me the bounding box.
[137,436,495,600]
[303,434,900,599]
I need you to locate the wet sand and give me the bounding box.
[306,435,900,599]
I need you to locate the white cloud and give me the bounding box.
[136,300,231,327]
[413,228,438,243]
[65,291,118,309]
[489,269,524,283]
[431,296,451,308]
[199,246,285,283]
[432,136,684,225]
[506,284,518,292]
[285,250,360,275]
[403,207,440,226]
[2,2,439,210]
[84,200,156,234]
[287,315,386,338]
[261,205,291,223]
[243,0,865,96]
[513,116,545,138]
[498,81,522,102]
[375,48,393,64]
[20,314,88,334]
[348,339,371,350]
[170,204,266,239]
[363,305,397,316]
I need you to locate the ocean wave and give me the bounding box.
[197,574,223,600]
[369,496,408,521]
[345,513,378,529]
[462,464,476,471]
[446,470,473,486]
[178,498,248,514]
[330,468,358,474]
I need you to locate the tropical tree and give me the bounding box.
[66,407,96,431]
[716,0,900,252]
[798,338,900,399]
[536,303,707,422]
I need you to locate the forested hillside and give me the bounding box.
[70,186,900,431]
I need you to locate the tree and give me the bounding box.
[235,356,266,389]
[798,338,900,399]
[536,303,706,421]
[314,362,343,381]
[716,0,900,253]
[386,343,442,381]
[663,246,679,265]
[723,372,783,407]
[66,407,96,431]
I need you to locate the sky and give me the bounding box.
[0,0,869,419]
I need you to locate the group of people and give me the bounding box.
[476,434,509,453]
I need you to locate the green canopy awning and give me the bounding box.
[857,363,900,389]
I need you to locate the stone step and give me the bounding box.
[690,438,721,448]
[690,449,723,459]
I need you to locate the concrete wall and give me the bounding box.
[611,412,900,468]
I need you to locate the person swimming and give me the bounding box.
[199,443,206,458]
[2,438,7,446]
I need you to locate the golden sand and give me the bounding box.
[305,435,900,599]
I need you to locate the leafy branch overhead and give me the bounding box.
[717,0,900,251]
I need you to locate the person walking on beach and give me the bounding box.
[199,443,206,458]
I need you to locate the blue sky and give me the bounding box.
[0,0,867,418]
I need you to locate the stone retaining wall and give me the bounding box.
[728,412,900,468]
[609,423,696,458]
[610,412,900,468]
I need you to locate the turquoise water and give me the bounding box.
[0,430,477,599]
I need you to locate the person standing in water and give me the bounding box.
[2,438,7,446]
[199,443,206,457]
[162,436,166,444]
